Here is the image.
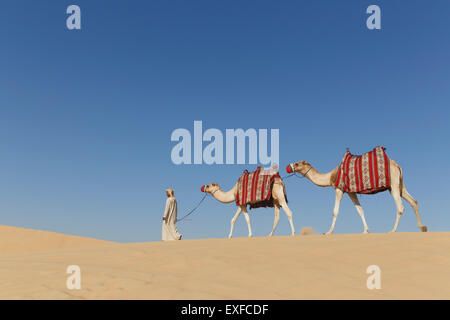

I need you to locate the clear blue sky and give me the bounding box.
[1,1,449,242]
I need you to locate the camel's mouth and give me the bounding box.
[286,164,294,174]
[200,185,205,192]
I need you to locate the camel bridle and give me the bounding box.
[286,163,312,180]
[300,165,312,178]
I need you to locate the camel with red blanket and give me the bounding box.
[286,146,427,234]
[201,166,295,238]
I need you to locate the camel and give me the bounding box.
[286,158,427,234]
[201,177,295,238]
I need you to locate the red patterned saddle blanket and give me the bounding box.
[235,166,280,206]
[334,146,391,194]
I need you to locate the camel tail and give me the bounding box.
[398,165,404,196]
[283,184,288,204]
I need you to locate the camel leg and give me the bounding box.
[348,193,370,234]
[268,204,281,237]
[389,187,405,233]
[228,206,242,239]
[325,188,343,235]
[241,206,253,237]
[401,184,427,232]
[280,201,295,236]
[271,183,295,236]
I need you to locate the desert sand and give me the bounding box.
[1,224,449,299]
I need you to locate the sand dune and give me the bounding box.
[1,225,450,299]
[0,225,113,254]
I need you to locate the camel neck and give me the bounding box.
[212,184,237,203]
[304,166,337,187]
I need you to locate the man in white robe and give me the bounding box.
[162,188,182,241]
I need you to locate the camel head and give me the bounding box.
[286,161,313,176]
[200,183,220,194]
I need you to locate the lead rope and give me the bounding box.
[176,193,208,223]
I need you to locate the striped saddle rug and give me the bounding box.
[235,166,280,208]
[334,146,391,194]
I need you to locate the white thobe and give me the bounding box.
[162,197,182,241]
